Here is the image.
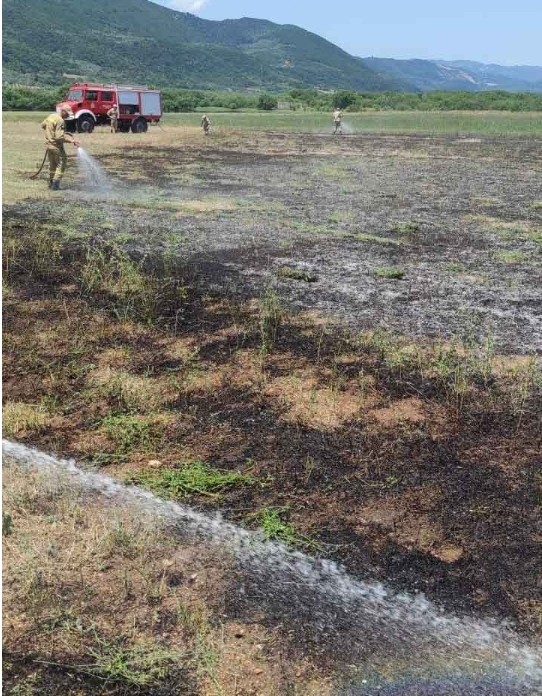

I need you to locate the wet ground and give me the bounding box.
[4,442,542,695]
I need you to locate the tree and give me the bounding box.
[332,90,357,110]
[257,94,278,111]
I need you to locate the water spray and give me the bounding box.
[77,147,112,193]
[3,439,542,694]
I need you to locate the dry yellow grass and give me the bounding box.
[2,400,48,436]
[3,460,333,695]
[264,369,363,429]
[463,213,539,237]
[2,113,201,204]
[174,197,244,215]
[88,366,173,412]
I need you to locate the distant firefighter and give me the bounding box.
[201,113,211,135]
[107,104,119,133]
[333,109,343,135]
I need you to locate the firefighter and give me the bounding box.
[41,107,80,190]
[333,109,343,135]
[201,113,211,135]
[107,104,119,133]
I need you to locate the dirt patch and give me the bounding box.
[369,397,426,426]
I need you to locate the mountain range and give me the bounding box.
[2,0,402,91]
[3,0,541,93]
[362,58,542,93]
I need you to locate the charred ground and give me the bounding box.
[3,128,542,693]
[31,131,542,351]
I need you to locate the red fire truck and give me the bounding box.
[56,83,162,134]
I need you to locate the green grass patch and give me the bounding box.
[444,261,468,273]
[527,230,542,244]
[345,232,402,246]
[102,414,161,456]
[314,162,350,180]
[126,462,253,499]
[3,222,188,326]
[286,219,331,235]
[256,507,318,550]
[259,287,282,355]
[495,250,528,264]
[277,266,318,282]
[162,111,542,136]
[327,210,356,225]
[3,512,14,537]
[373,266,406,279]
[392,221,420,235]
[87,639,183,687]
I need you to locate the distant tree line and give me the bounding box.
[3,84,542,112]
[161,89,259,111]
[293,89,542,111]
[3,84,68,110]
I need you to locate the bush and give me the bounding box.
[257,93,278,111]
[332,90,358,110]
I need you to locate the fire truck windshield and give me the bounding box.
[67,89,83,100]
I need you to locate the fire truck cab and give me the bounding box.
[56,83,162,134]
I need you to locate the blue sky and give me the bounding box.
[152,1,541,65]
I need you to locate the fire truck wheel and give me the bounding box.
[77,114,95,134]
[131,117,148,134]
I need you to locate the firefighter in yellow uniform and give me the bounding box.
[107,105,119,133]
[41,106,80,190]
[201,113,211,135]
[333,109,343,135]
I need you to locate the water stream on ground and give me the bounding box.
[76,147,112,193]
[3,439,541,695]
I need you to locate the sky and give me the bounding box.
[152,0,541,65]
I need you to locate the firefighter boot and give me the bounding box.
[51,180,60,191]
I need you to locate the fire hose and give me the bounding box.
[29,150,48,179]
[30,136,80,180]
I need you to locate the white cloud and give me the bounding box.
[152,0,209,12]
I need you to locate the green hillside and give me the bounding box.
[3,0,406,91]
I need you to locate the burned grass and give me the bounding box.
[8,129,541,352]
[3,129,542,689]
[3,218,541,646]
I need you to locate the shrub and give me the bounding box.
[257,94,278,111]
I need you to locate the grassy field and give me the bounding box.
[4,109,542,204]
[4,108,542,134]
[2,113,199,204]
[160,110,542,135]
